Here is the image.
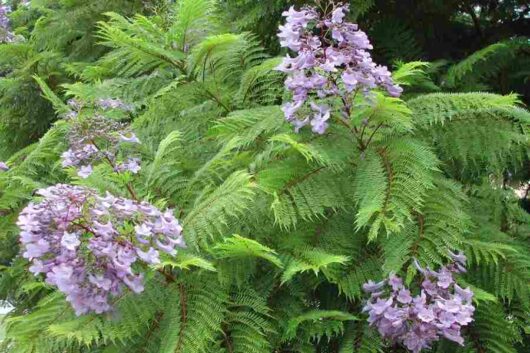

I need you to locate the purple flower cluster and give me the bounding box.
[276,4,402,134]
[63,97,133,120]
[362,253,474,352]
[63,99,82,120]
[0,4,14,43]
[116,157,141,174]
[0,161,9,171]
[96,98,134,112]
[61,114,141,178]
[18,184,186,315]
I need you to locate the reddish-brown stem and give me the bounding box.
[364,122,384,150]
[124,183,139,201]
[175,283,188,352]
[335,116,366,150]
[71,220,95,235]
[157,268,176,283]
[221,329,234,353]
[359,123,367,146]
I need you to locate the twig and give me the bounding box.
[175,283,188,352]
[89,139,138,201]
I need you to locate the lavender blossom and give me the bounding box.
[18,184,186,315]
[276,3,402,134]
[0,161,9,171]
[60,114,142,178]
[117,158,141,174]
[0,4,14,43]
[362,280,386,293]
[77,165,93,179]
[362,255,475,352]
[96,98,134,112]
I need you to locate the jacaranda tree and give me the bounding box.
[0,1,528,353]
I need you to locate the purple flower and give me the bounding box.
[362,280,386,293]
[383,306,408,327]
[310,103,330,134]
[97,98,133,112]
[278,6,316,51]
[0,161,9,171]
[413,258,425,274]
[371,297,393,315]
[417,307,436,323]
[77,165,93,179]
[421,279,437,296]
[0,5,15,43]
[436,298,462,314]
[18,184,186,315]
[455,306,475,325]
[61,232,80,251]
[136,247,160,264]
[135,223,152,244]
[441,327,464,346]
[449,251,466,265]
[89,275,112,291]
[342,70,359,92]
[331,7,346,24]
[281,6,315,27]
[155,238,178,255]
[448,250,467,272]
[67,99,82,111]
[454,284,474,304]
[278,23,302,51]
[123,274,144,294]
[61,150,76,167]
[117,158,141,174]
[276,4,402,134]
[276,52,317,72]
[46,264,76,293]
[93,221,117,238]
[388,273,403,291]
[292,117,310,133]
[23,239,50,259]
[437,311,456,328]
[61,113,141,178]
[435,268,454,289]
[29,260,45,274]
[362,252,474,351]
[397,289,413,304]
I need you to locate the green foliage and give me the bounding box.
[369,17,423,62]
[468,302,523,353]
[285,310,357,341]
[409,93,529,179]
[213,234,283,268]
[0,0,145,157]
[0,2,528,353]
[353,138,439,239]
[446,38,530,91]
[281,248,350,284]
[157,275,228,353]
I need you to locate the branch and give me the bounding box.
[364,122,384,150]
[221,328,234,353]
[175,283,188,353]
[89,139,138,201]
[464,4,484,39]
